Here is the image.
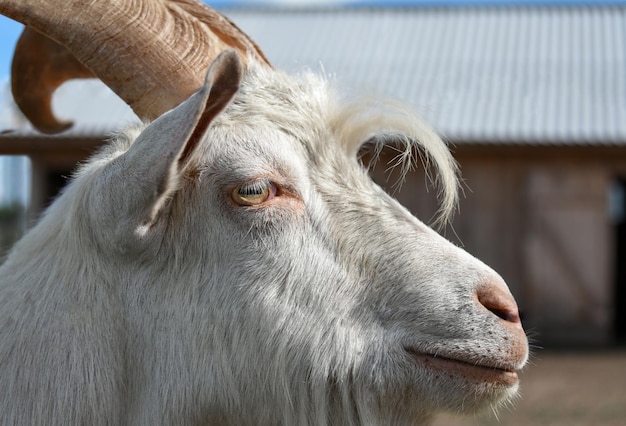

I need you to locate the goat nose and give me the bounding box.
[475,279,521,324]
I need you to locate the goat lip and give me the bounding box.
[405,349,519,386]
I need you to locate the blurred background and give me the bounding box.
[1,0,626,424]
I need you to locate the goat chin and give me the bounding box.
[0,57,527,425]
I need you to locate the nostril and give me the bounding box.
[476,282,521,324]
[485,306,520,323]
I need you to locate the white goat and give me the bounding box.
[0,51,527,425]
[0,0,528,423]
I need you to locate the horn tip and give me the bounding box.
[36,119,74,135]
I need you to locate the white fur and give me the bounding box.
[0,62,527,425]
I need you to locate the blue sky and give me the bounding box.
[0,16,21,80]
[0,0,625,81]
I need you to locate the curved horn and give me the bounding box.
[1,0,269,132]
[11,28,95,134]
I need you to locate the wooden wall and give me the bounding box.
[0,137,102,223]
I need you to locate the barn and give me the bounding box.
[1,3,625,347]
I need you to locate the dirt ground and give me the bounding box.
[433,350,626,426]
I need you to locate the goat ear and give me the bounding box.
[126,49,242,170]
[109,50,242,240]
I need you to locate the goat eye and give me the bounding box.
[232,180,276,206]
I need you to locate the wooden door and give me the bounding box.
[524,165,612,346]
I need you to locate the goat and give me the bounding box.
[0,1,528,425]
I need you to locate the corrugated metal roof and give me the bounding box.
[226,6,626,144]
[2,6,625,144]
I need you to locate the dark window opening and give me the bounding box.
[612,179,626,343]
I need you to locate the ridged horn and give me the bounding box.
[0,0,270,133]
[11,28,96,134]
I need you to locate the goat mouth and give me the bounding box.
[405,349,519,387]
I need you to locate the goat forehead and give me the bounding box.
[205,73,350,177]
[218,65,336,144]
[199,124,312,189]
